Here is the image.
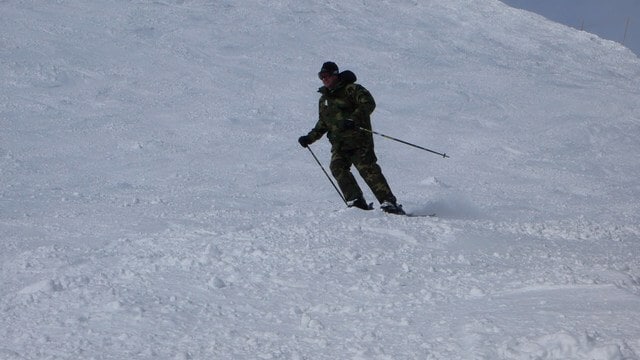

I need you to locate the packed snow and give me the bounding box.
[1,0,640,359]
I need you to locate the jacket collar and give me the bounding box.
[318,70,357,94]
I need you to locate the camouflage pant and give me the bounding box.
[330,146,396,204]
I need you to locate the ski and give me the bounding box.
[382,204,437,217]
[346,203,436,217]
[404,212,437,218]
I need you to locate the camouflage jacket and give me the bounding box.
[305,71,376,151]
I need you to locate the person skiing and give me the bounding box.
[298,61,404,214]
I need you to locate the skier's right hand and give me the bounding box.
[298,136,311,148]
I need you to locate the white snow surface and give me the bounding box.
[2,0,640,359]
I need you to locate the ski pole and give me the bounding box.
[306,146,348,206]
[358,126,449,158]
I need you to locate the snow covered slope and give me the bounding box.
[502,0,640,56]
[1,0,640,359]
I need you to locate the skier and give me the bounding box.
[298,61,404,214]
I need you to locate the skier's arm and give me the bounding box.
[305,97,330,143]
[348,85,376,126]
[305,118,327,143]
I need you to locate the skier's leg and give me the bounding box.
[330,149,365,204]
[352,147,396,204]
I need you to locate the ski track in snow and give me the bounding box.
[2,0,640,359]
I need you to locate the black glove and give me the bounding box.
[298,135,311,148]
[340,119,356,130]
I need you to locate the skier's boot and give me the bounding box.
[347,197,372,210]
[381,200,405,215]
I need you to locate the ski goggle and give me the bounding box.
[318,71,338,80]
